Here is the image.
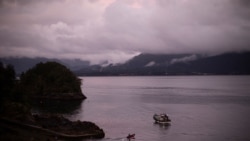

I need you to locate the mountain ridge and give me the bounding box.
[1,52,250,76]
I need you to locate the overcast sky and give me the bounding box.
[0,0,250,64]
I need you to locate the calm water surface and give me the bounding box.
[35,76,250,141]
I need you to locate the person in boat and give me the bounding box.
[162,114,170,121]
[154,113,171,122]
[127,133,135,140]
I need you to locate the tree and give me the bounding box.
[0,62,16,102]
[20,62,86,100]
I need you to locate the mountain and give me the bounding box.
[178,52,250,75]
[1,52,250,76]
[0,57,91,75]
[97,52,250,75]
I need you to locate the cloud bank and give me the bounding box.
[0,0,250,64]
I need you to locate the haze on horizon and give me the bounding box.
[0,0,250,65]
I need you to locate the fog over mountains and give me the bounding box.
[1,52,250,76]
[1,0,250,65]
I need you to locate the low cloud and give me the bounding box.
[0,0,250,64]
[170,54,198,64]
[145,61,156,67]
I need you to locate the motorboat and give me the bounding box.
[153,113,171,124]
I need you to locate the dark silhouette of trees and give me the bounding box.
[0,62,30,117]
[1,61,85,118]
[20,62,86,99]
[0,62,16,103]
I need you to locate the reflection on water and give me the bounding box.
[153,122,171,134]
[32,99,83,114]
[33,76,250,141]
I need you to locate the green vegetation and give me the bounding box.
[0,62,104,140]
[0,62,30,120]
[0,62,16,102]
[20,62,86,99]
[1,61,86,117]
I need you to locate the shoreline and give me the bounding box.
[0,115,105,141]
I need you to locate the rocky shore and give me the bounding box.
[32,92,86,100]
[0,62,104,140]
[33,114,104,138]
[0,114,105,141]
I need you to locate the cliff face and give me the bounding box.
[20,62,86,100]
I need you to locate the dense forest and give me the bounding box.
[0,62,16,102]
[0,61,86,117]
[0,62,30,120]
[20,62,86,100]
[0,62,104,140]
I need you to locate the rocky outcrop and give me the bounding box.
[32,92,86,100]
[0,101,104,140]
[20,62,87,100]
[0,62,104,140]
[0,114,105,141]
[33,114,105,138]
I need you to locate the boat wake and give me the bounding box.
[101,137,129,141]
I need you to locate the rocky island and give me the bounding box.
[20,62,86,100]
[0,62,104,140]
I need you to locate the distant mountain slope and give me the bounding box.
[124,54,190,68]
[100,52,250,75]
[175,52,250,74]
[1,52,250,76]
[0,57,91,75]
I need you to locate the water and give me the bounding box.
[34,76,250,141]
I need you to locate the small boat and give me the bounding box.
[153,113,171,124]
[127,133,135,140]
